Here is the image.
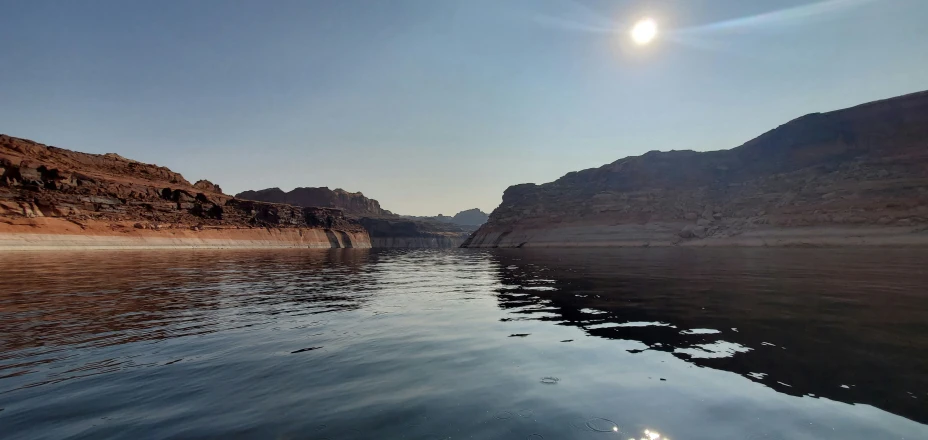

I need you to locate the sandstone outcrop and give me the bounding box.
[0,135,369,249]
[463,90,928,248]
[193,179,223,194]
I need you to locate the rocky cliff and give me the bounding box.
[358,217,470,248]
[403,208,489,228]
[235,187,391,218]
[0,135,370,249]
[237,188,472,247]
[463,90,928,248]
[451,208,489,226]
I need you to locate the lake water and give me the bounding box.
[1,248,926,439]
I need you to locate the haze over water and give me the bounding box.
[1,248,926,439]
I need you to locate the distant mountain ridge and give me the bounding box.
[402,208,489,228]
[235,187,392,218]
[235,187,480,247]
[463,90,928,247]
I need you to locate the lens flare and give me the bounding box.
[631,18,658,45]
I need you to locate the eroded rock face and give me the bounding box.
[0,135,368,248]
[236,187,391,217]
[237,186,475,247]
[463,90,928,248]
[358,218,469,248]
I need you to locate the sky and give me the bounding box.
[1,0,926,216]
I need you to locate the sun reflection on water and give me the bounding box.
[629,428,668,440]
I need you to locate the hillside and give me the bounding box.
[0,135,369,249]
[463,90,928,247]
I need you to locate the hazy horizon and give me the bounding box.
[2,0,927,216]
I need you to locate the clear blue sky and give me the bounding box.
[1,0,926,215]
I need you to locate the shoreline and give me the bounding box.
[462,224,928,248]
[0,235,364,251]
[5,232,928,251]
[5,220,928,251]
[0,217,371,251]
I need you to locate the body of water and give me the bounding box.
[1,248,926,439]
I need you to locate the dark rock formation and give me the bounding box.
[235,187,391,217]
[400,208,489,234]
[237,187,474,247]
[358,217,469,248]
[451,208,489,226]
[464,90,928,247]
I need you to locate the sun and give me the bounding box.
[630,18,658,45]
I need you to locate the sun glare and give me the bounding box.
[631,18,658,45]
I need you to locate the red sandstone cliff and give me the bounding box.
[0,135,370,249]
[463,90,928,248]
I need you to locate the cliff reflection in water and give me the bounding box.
[0,250,376,378]
[490,248,928,424]
[0,248,926,439]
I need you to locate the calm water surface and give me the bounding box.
[1,248,926,439]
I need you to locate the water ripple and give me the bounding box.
[0,248,925,439]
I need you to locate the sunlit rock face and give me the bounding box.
[463,90,928,248]
[0,135,370,249]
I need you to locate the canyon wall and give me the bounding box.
[358,217,469,248]
[464,90,928,248]
[235,187,391,217]
[0,135,370,250]
[237,188,473,248]
[401,208,489,232]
